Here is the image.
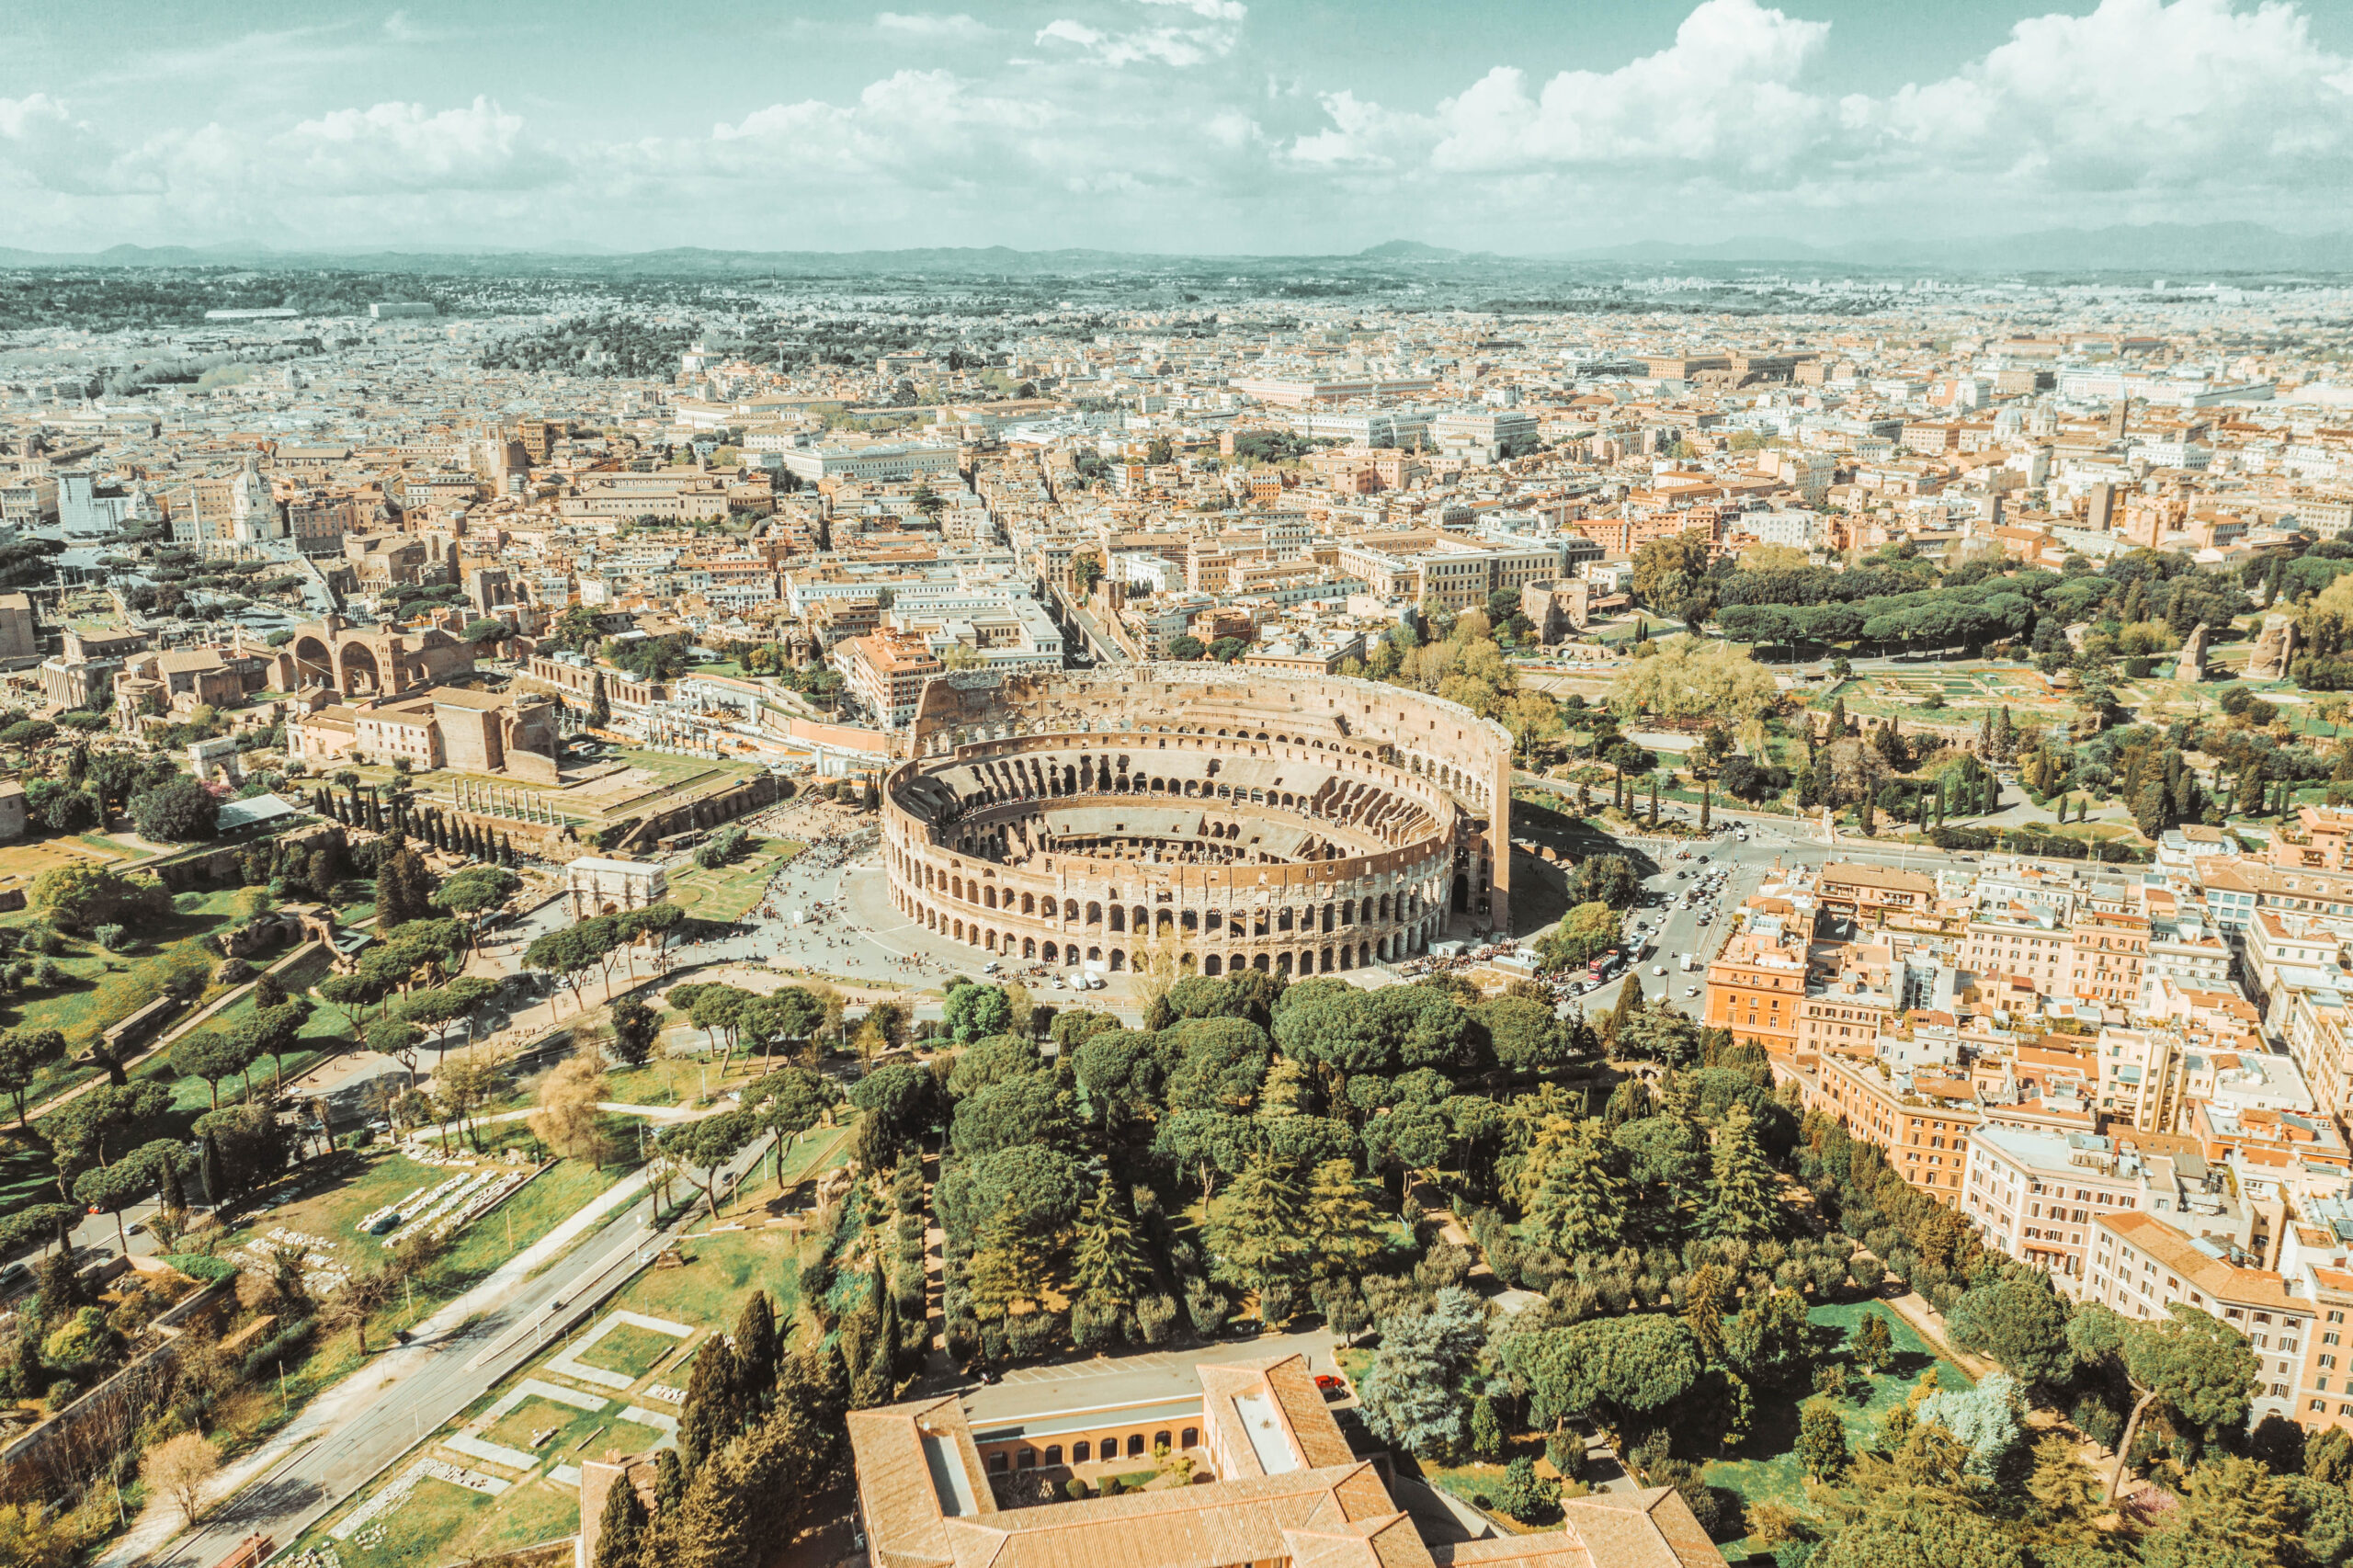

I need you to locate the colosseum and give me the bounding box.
[882,665,1514,980]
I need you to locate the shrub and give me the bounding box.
[1495,1455,1560,1523]
[1072,1300,1121,1352]
[164,1255,236,1284]
[1135,1294,1178,1346]
[946,1318,981,1366]
[1546,1430,1585,1483]
[1004,1311,1062,1362]
[1184,1281,1230,1337]
[1064,1478,1090,1501]
[93,925,125,951]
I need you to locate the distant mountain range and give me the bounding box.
[0,223,2347,276]
[1558,222,2353,273]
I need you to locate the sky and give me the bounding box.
[1,0,2350,256]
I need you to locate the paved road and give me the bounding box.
[126,1131,780,1568]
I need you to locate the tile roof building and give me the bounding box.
[839,1353,1727,1568]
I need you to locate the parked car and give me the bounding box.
[1315,1373,1349,1399]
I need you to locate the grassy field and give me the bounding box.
[665,835,805,923]
[614,749,764,792]
[335,1471,578,1568]
[287,1122,855,1568]
[614,1120,855,1324]
[206,1147,642,1454]
[614,1225,803,1327]
[1702,1301,1973,1559]
[0,835,146,885]
[0,887,254,1105]
[575,1321,683,1381]
[483,1392,665,1460]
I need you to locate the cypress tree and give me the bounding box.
[1647,777,1659,829]
[733,1291,779,1403]
[680,1334,743,1467]
[160,1153,188,1214]
[593,1471,649,1568]
[1699,1102,1779,1242]
[200,1132,225,1206]
[1070,1179,1149,1319]
[653,1449,688,1513]
[589,673,612,730]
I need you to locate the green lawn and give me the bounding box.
[665,836,806,923]
[614,1222,801,1328]
[483,1393,664,1462]
[0,887,255,1106]
[210,1149,641,1454]
[612,1121,855,1324]
[1702,1301,1973,1558]
[324,1471,578,1568]
[575,1321,683,1381]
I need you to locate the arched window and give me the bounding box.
[1074,1441,1091,1463]
[1127,1434,1146,1457]
[1181,1427,1199,1449]
[1017,1449,1037,1470]
[1044,1445,1063,1466]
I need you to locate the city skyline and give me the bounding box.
[2,0,2351,257]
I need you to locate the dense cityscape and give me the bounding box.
[2,7,2353,1565]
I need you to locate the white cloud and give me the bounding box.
[1286,0,1830,176]
[0,93,142,194]
[874,12,992,40]
[1036,0,1245,68]
[1285,0,2353,222]
[6,0,2352,254]
[1138,0,1247,19]
[1851,0,2353,191]
[270,98,563,193]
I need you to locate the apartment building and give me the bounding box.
[1793,973,1900,1059]
[1963,1125,2151,1294]
[1962,906,2073,993]
[1703,928,1808,1056]
[1818,862,1938,926]
[835,631,943,729]
[2067,908,2149,1005]
[2086,1210,2311,1431]
[1786,1050,1984,1204]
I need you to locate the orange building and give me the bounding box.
[1784,1051,1983,1206]
[1818,861,1938,926]
[1704,930,1806,1055]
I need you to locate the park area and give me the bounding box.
[285,1117,858,1568]
[665,835,804,923]
[1701,1301,1974,1561]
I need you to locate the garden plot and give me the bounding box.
[330,1457,510,1542]
[546,1309,695,1392]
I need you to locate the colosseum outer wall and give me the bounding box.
[882,665,1514,979]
